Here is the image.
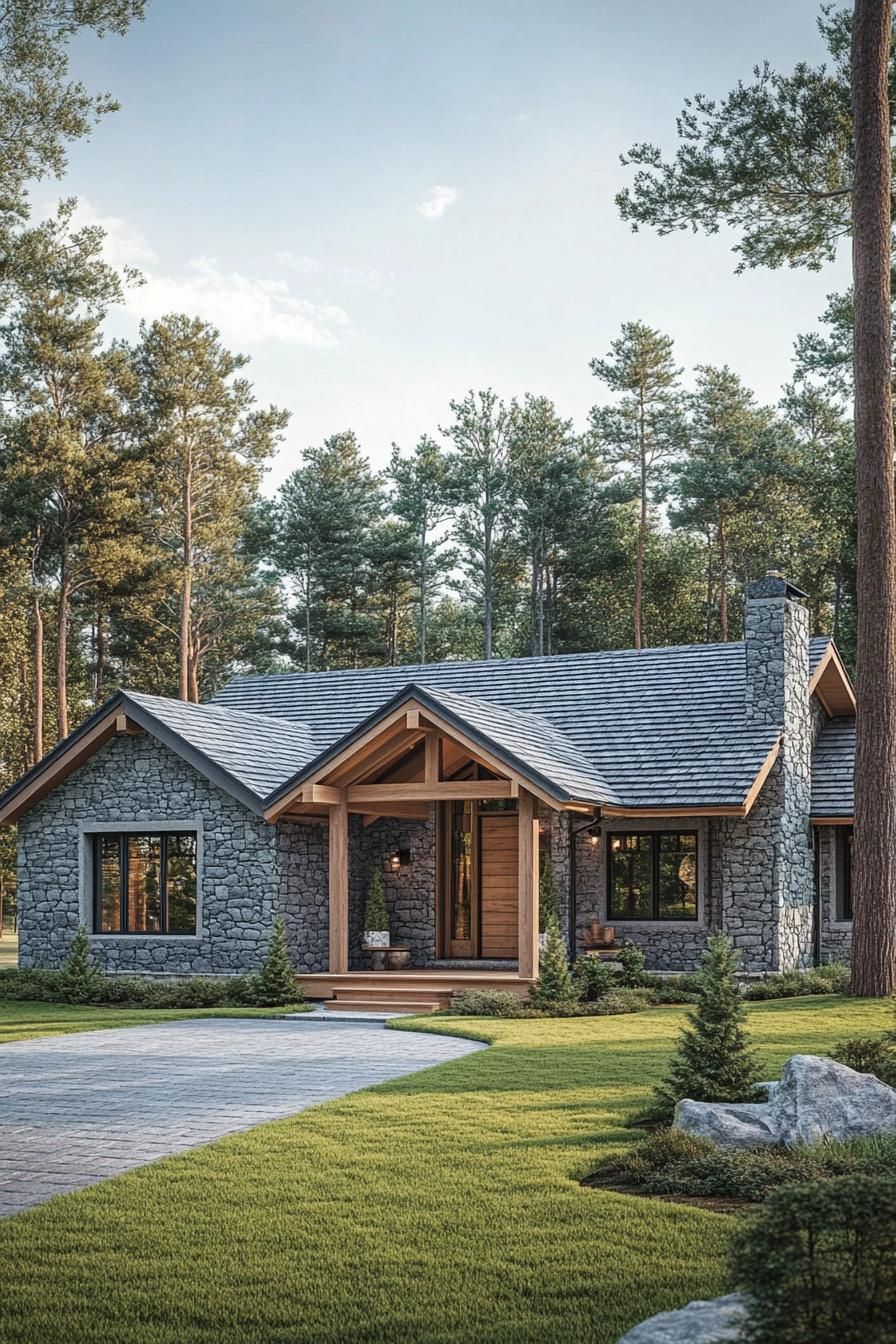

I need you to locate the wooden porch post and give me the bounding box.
[518,790,540,980]
[328,792,349,973]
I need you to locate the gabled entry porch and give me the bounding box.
[263,683,614,1009]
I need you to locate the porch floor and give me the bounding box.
[296,969,535,1014]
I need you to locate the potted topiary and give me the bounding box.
[363,868,389,949]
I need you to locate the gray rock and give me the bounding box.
[673,1099,778,1149]
[617,1293,748,1343]
[772,1053,896,1147]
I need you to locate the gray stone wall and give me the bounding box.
[17,733,284,974]
[276,820,329,972]
[348,812,436,968]
[816,824,853,964]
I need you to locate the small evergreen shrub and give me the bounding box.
[249,917,304,1007]
[538,854,558,933]
[830,1035,896,1088]
[600,1131,896,1203]
[583,988,650,1016]
[729,1175,896,1343]
[364,869,388,934]
[528,911,578,1010]
[617,942,649,987]
[743,961,851,1000]
[57,926,105,1004]
[448,989,525,1017]
[572,955,616,1001]
[647,932,761,1123]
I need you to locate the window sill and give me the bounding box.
[607,918,703,928]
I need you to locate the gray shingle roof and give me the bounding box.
[811,717,855,819]
[121,692,318,808]
[810,635,832,676]
[214,642,788,810]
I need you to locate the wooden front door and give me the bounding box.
[479,813,519,958]
[441,803,519,959]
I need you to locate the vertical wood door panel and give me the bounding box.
[479,814,519,958]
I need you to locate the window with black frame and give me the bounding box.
[836,826,853,921]
[607,831,698,921]
[93,832,197,934]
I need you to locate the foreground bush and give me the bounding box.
[730,1175,896,1343]
[447,989,526,1017]
[600,1127,896,1203]
[830,1034,896,1087]
[0,922,307,1010]
[743,961,850,1000]
[647,933,761,1123]
[528,911,578,1009]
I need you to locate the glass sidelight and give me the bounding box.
[448,800,474,952]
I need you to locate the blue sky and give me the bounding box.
[59,0,851,487]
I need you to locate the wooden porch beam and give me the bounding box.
[346,780,516,803]
[300,784,343,806]
[518,789,540,981]
[424,731,440,784]
[328,794,349,974]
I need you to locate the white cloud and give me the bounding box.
[127,257,353,348]
[417,184,459,220]
[337,264,394,291]
[276,250,322,275]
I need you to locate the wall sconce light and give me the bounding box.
[388,849,411,871]
[587,827,601,847]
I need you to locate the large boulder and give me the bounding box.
[616,1293,748,1343]
[673,1099,778,1149]
[771,1053,896,1147]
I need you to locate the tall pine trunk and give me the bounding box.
[419,530,428,664]
[718,515,729,642]
[179,467,193,701]
[31,594,43,762]
[56,561,70,740]
[634,398,646,650]
[851,0,896,997]
[483,522,493,659]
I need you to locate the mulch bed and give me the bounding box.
[580,1171,759,1216]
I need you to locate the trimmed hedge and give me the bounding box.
[742,961,850,1000]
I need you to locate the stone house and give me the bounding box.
[0,574,857,1009]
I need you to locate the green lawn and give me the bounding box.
[0,995,889,1344]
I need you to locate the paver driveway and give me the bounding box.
[0,1017,484,1216]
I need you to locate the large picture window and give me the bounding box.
[92,832,197,935]
[836,826,853,921]
[607,831,698,921]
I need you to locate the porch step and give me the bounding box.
[325,997,445,1014]
[425,959,518,971]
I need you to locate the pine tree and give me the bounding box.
[538,853,558,934]
[529,911,578,1010]
[253,917,302,1007]
[590,323,685,649]
[385,437,454,663]
[58,925,104,1004]
[650,932,761,1122]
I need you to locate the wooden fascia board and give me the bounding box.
[808,644,856,716]
[601,804,747,819]
[810,815,854,826]
[741,735,782,817]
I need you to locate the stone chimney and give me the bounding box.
[728,570,815,973]
[744,570,810,727]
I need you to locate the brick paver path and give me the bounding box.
[0,1018,484,1216]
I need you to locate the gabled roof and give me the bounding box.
[0,691,318,824]
[263,682,621,814]
[811,717,855,821]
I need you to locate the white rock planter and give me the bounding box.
[616,1293,748,1343]
[674,1054,896,1149]
[362,930,390,949]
